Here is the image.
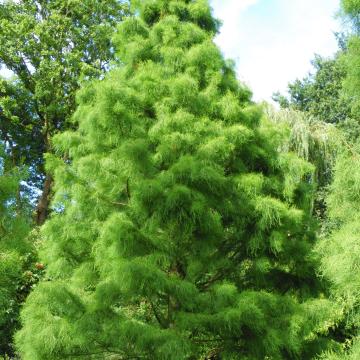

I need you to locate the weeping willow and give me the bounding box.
[265,106,343,187]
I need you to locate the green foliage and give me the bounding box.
[273,54,351,126]
[342,0,360,17]
[0,147,32,357]
[0,0,131,350]
[315,146,360,359]
[14,1,337,359]
[313,3,360,358]
[0,0,130,193]
[0,77,43,189]
[265,106,345,223]
[265,106,341,186]
[342,35,360,125]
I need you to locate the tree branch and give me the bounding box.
[149,300,168,329]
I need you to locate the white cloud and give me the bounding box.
[0,67,13,78]
[210,0,341,102]
[211,0,258,22]
[211,0,259,55]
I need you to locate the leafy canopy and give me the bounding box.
[0,0,130,193]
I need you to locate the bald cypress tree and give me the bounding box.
[16,1,336,359]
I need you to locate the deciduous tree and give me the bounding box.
[0,0,130,224]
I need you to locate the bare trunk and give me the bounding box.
[35,173,52,225]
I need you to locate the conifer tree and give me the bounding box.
[16,1,336,358]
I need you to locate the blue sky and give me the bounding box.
[210,0,341,102]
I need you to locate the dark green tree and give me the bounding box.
[0,0,130,224]
[16,1,337,359]
[273,53,351,126]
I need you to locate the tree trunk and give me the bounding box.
[35,174,52,225]
[34,115,53,226]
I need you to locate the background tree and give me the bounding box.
[0,0,131,224]
[273,53,351,125]
[16,1,338,359]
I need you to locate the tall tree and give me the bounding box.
[16,1,337,359]
[0,0,130,224]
